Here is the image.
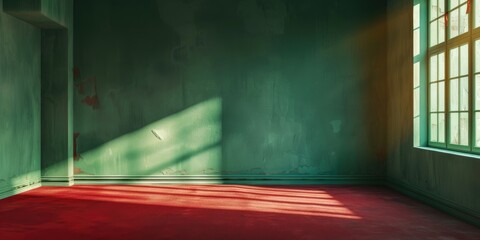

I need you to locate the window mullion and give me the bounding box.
[446,50,451,147]
[469,1,474,151]
[445,0,451,148]
[458,42,461,147]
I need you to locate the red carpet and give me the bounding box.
[0,185,479,239]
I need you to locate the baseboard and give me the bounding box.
[386,178,480,228]
[42,176,74,186]
[74,175,384,185]
[0,181,41,200]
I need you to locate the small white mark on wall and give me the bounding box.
[151,129,163,141]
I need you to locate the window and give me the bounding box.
[414,0,427,148]
[421,0,480,153]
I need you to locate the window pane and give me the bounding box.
[459,4,469,35]
[414,62,420,88]
[431,113,438,142]
[431,21,438,46]
[431,83,438,112]
[450,9,459,38]
[476,0,480,28]
[439,0,446,14]
[460,112,469,145]
[450,112,459,144]
[438,0,445,13]
[476,40,480,73]
[414,116,420,147]
[414,4,420,29]
[460,44,469,76]
[431,0,439,20]
[450,0,459,10]
[476,113,480,146]
[414,88,420,117]
[451,78,459,111]
[414,29,420,56]
[431,55,438,81]
[439,17,446,44]
[460,77,469,110]
[450,47,459,77]
[439,81,445,111]
[439,113,446,143]
[439,52,445,80]
[476,75,480,110]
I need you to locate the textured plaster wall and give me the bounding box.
[73,0,387,177]
[0,0,42,193]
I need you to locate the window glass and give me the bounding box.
[450,47,459,78]
[431,21,439,46]
[451,79,459,111]
[460,112,469,145]
[459,4,469,35]
[439,81,445,111]
[476,113,480,146]
[460,44,468,76]
[450,8,460,38]
[475,0,480,28]
[460,77,469,110]
[451,112,459,144]
[439,113,446,142]
[439,52,445,80]
[431,113,438,141]
[476,75,480,109]
[431,83,438,111]
[414,4,420,29]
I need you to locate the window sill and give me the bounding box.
[415,146,480,159]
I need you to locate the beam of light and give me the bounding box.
[75,97,222,176]
[24,185,362,220]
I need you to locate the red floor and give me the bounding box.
[0,185,479,240]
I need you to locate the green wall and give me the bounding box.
[1,0,74,188]
[387,0,480,223]
[0,0,42,195]
[73,0,387,180]
[39,0,74,185]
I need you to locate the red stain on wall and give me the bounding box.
[73,68,100,109]
[73,132,82,161]
[82,94,100,109]
[75,83,86,95]
[81,77,100,109]
[73,67,81,80]
[74,167,85,174]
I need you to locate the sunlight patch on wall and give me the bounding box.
[75,97,222,176]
